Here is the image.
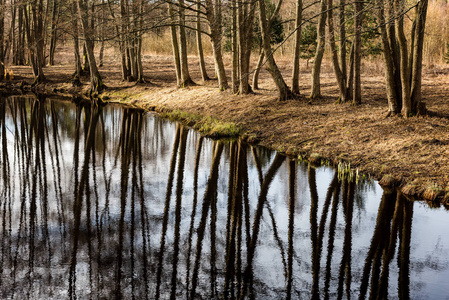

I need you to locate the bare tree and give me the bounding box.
[0,0,5,80]
[205,0,229,90]
[310,0,327,99]
[353,0,363,105]
[178,0,195,86]
[76,0,105,93]
[376,0,428,117]
[196,1,210,81]
[291,0,303,95]
[257,0,295,100]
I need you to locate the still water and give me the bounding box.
[0,96,448,299]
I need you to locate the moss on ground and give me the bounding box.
[160,109,242,138]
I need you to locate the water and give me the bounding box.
[0,96,448,299]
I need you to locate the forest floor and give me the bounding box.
[2,53,449,205]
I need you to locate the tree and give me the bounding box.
[177,0,195,86]
[0,0,4,80]
[196,1,210,81]
[375,0,429,117]
[257,0,294,100]
[237,0,257,94]
[291,0,303,95]
[24,0,46,84]
[328,0,353,103]
[205,0,229,90]
[49,0,60,66]
[76,0,105,93]
[252,0,285,91]
[310,0,327,99]
[72,0,83,86]
[353,0,363,105]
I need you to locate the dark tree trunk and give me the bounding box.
[291,0,303,94]
[49,0,59,66]
[353,0,363,105]
[77,0,105,93]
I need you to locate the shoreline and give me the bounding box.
[1,61,449,206]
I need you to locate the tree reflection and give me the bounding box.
[0,96,444,300]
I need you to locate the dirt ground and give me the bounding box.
[2,52,449,205]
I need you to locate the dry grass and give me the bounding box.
[3,48,449,201]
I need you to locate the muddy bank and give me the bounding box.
[2,59,449,205]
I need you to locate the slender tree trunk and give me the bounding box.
[238,0,256,95]
[205,0,228,90]
[328,0,346,101]
[16,5,25,65]
[310,0,327,99]
[168,0,181,86]
[0,0,4,80]
[196,2,210,81]
[232,0,239,93]
[136,0,145,82]
[72,0,82,85]
[257,0,294,100]
[10,0,16,66]
[252,50,264,90]
[353,0,363,105]
[83,44,89,73]
[178,0,194,86]
[49,0,59,66]
[77,0,105,93]
[410,0,428,114]
[339,0,346,84]
[99,0,105,67]
[291,0,303,94]
[395,0,411,117]
[25,0,46,84]
[376,0,400,114]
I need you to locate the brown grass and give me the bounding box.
[3,49,449,201]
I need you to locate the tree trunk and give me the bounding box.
[339,0,347,84]
[252,50,264,90]
[0,0,4,80]
[196,2,210,81]
[410,0,428,114]
[99,0,105,67]
[205,0,228,90]
[77,0,105,93]
[136,0,145,82]
[72,0,82,84]
[375,0,400,114]
[178,0,194,86]
[257,0,294,101]
[291,0,303,94]
[238,0,256,95]
[232,0,239,93]
[83,44,89,73]
[168,0,181,86]
[49,0,59,66]
[353,0,363,105]
[395,0,411,117]
[25,0,46,84]
[328,0,346,101]
[310,0,327,99]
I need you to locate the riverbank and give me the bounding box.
[2,56,449,205]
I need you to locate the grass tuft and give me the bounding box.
[422,183,443,202]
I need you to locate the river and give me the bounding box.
[0,95,448,299]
